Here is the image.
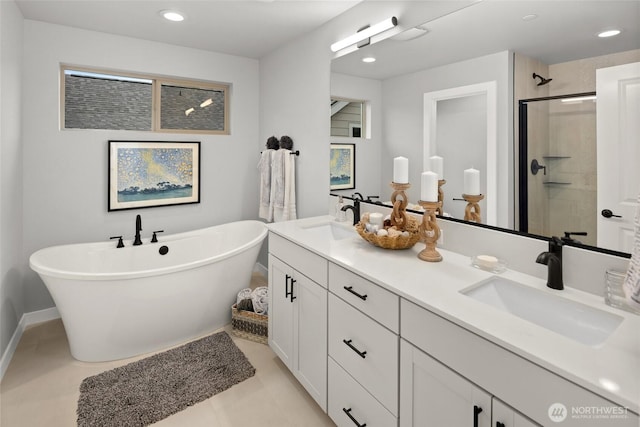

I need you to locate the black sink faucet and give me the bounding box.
[341,199,361,226]
[536,236,563,290]
[133,214,143,246]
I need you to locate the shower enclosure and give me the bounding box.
[518,92,597,246]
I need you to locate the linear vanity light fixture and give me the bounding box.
[330,16,398,52]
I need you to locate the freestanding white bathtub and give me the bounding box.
[29,220,267,362]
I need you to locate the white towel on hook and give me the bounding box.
[272,149,297,222]
[258,149,275,222]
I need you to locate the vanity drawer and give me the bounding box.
[329,293,399,416]
[269,232,327,288]
[328,357,397,427]
[329,262,399,332]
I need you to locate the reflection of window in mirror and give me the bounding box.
[330,98,367,138]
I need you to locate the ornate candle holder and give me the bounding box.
[390,182,411,230]
[417,200,443,262]
[437,179,446,216]
[462,194,485,223]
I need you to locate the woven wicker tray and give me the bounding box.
[355,216,421,250]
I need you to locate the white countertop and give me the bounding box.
[268,215,640,414]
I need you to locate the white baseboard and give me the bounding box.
[0,307,60,382]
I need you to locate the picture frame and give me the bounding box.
[108,140,200,211]
[330,143,356,190]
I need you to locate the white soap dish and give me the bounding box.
[471,255,507,273]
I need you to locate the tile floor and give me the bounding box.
[0,275,335,427]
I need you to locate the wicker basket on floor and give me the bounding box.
[231,304,268,344]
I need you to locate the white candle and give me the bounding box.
[421,171,438,202]
[464,168,480,195]
[393,157,409,184]
[429,156,444,181]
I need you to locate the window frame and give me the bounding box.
[330,96,367,139]
[60,65,230,135]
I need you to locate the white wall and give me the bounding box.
[0,0,25,359]
[330,72,382,200]
[259,1,481,220]
[21,20,260,312]
[381,51,514,228]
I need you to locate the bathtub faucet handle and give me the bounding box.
[110,236,125,248]
[151,230,164,243]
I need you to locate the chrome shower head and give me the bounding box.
[532,73,552,86]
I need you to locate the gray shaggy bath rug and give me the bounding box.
[77,331,255,426]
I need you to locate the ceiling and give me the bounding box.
[15,0,362,59]
[15,1,640,75]
[331,0,640,80]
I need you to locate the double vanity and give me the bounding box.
[267,215,639,427]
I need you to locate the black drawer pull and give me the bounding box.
[343,408,367,427]
[474,405,483,427]
[496,422,505,427]
[344,285,368,301]
[343,339,367,358]
[285,274,292,298]
[284,275,296,302]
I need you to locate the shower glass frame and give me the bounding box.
[518,91,596,235]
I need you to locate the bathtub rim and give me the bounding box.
[29,220,267,281]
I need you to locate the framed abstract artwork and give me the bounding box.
[330,143,356,190]
[108,140,200,211]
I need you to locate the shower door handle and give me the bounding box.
[601,209,622,219]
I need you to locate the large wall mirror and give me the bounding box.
[330,0,640,255]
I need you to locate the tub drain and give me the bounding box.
[159,246,169,255]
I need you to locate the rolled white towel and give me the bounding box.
[252,286,269,315]
[236,288,253,306]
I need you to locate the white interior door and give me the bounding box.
[596,62,640,253]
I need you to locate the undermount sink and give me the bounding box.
[461,276,624,346]
[300,221,355,240]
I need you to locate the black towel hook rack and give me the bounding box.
[260,150,300,156]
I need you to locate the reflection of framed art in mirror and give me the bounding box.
[330,143,356,190]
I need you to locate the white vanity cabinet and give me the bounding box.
[401,298,638,427]
[268,232,328,411]
[400,339,539,427]
[492,398,540,427]
[400,339,492,427]
[266,220,638,427]
[327,263,400,426]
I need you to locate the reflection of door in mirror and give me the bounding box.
[330,98,365,138]
[597,61,640,253]
[435,95,487,221]
[423,81,499,226]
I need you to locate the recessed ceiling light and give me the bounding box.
[362,57,376,63]
[160,10,185,22]
[522,14,538,21]
[598,29,621,38]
